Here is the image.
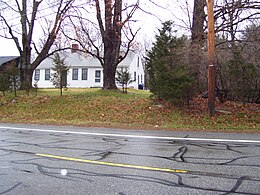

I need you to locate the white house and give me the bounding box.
[33,50,145,89]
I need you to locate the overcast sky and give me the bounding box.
[0,0,193,56]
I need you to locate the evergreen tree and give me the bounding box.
[51,53,69,96]
[0,72,10,96]
[116,68,133,93]
[146,21,195,104]
[5,63,20,97]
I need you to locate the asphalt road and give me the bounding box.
[0,123,260,195]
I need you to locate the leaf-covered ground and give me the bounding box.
[0,89,259,133]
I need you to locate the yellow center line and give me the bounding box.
[36,153,187,173]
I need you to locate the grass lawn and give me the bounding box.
[0,88,259,133]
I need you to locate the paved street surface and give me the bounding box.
[0,123,260,195]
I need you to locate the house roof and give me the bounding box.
[37,51,136,69]
[0,56,19,67]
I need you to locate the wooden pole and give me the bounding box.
[207,0,216,116]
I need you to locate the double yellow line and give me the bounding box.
[36,153,187,173]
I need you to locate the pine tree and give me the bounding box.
[116,68,133,93]
[5,63,20,97]
[0,72,10,96]
[146,21,195,104]
[51,53,69,96]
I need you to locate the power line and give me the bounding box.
[0,0,75,24]
[0,1,89,32]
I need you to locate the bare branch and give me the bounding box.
[0,15,22,54]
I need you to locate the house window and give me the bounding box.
[45,69,50,80]
[34,69,40,81]
[141,74,143,83]
[82,68,88,80]
[95,70,101,82]
[137,57,140,68]
[134,71,136,81]
[72,68,78,80]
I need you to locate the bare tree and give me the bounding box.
[62,0,140,90]
[0,0,75,89]
[213,0,260,99]
[214,0,259,52]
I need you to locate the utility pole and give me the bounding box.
[207,0,216,116]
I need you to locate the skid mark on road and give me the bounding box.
[36,153,188,173]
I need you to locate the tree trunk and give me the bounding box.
[190,0,206,92]
[23,68,33,95]
[19,50,33,91]
[60,73,63,96]
[96,0,123,90]
[191,0,206,43]
[103,55,117,89]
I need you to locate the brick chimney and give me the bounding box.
[71,44,79,53]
